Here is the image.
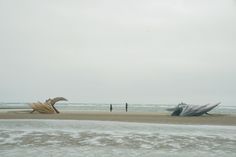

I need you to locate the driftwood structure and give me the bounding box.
[167,102,220,116]
[30,97,67,114]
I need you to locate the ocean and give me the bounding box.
[0,103,236,157]
[1,102,236,115]
[0,120,235,157]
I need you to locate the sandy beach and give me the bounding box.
[0,110,235,126]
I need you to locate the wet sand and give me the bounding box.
[0,110,235,126]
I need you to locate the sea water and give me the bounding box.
[0,120,235,157]
[1,102,236,114]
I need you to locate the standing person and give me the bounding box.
[125,103,128,112]
[110,104,113,112]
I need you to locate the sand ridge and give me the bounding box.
[0,111,235,126]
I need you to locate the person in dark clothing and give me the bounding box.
[125,103,128,112]
[110,104,113,112]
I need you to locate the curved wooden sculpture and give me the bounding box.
[167,102,220,116]
[30,97,67,114]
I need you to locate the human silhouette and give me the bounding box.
[110,104,113,112]
[125,103,128,112]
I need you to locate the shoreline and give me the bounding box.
[0,110,236,126]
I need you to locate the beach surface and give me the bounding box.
[0,110,235,126]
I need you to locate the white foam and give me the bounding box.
[0,120,236,157]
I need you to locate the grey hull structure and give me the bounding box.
[168,102,221,116]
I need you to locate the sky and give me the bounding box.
[0,0,236,105]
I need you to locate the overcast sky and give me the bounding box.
[0,0,235,105]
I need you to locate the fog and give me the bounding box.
[0,0,235,105]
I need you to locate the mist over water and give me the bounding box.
[1,1,235,156]
[1,102,236,115]
[0,0,236,105]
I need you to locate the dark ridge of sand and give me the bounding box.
[0,110,235,126]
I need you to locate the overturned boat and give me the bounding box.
[167,102,221,116]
